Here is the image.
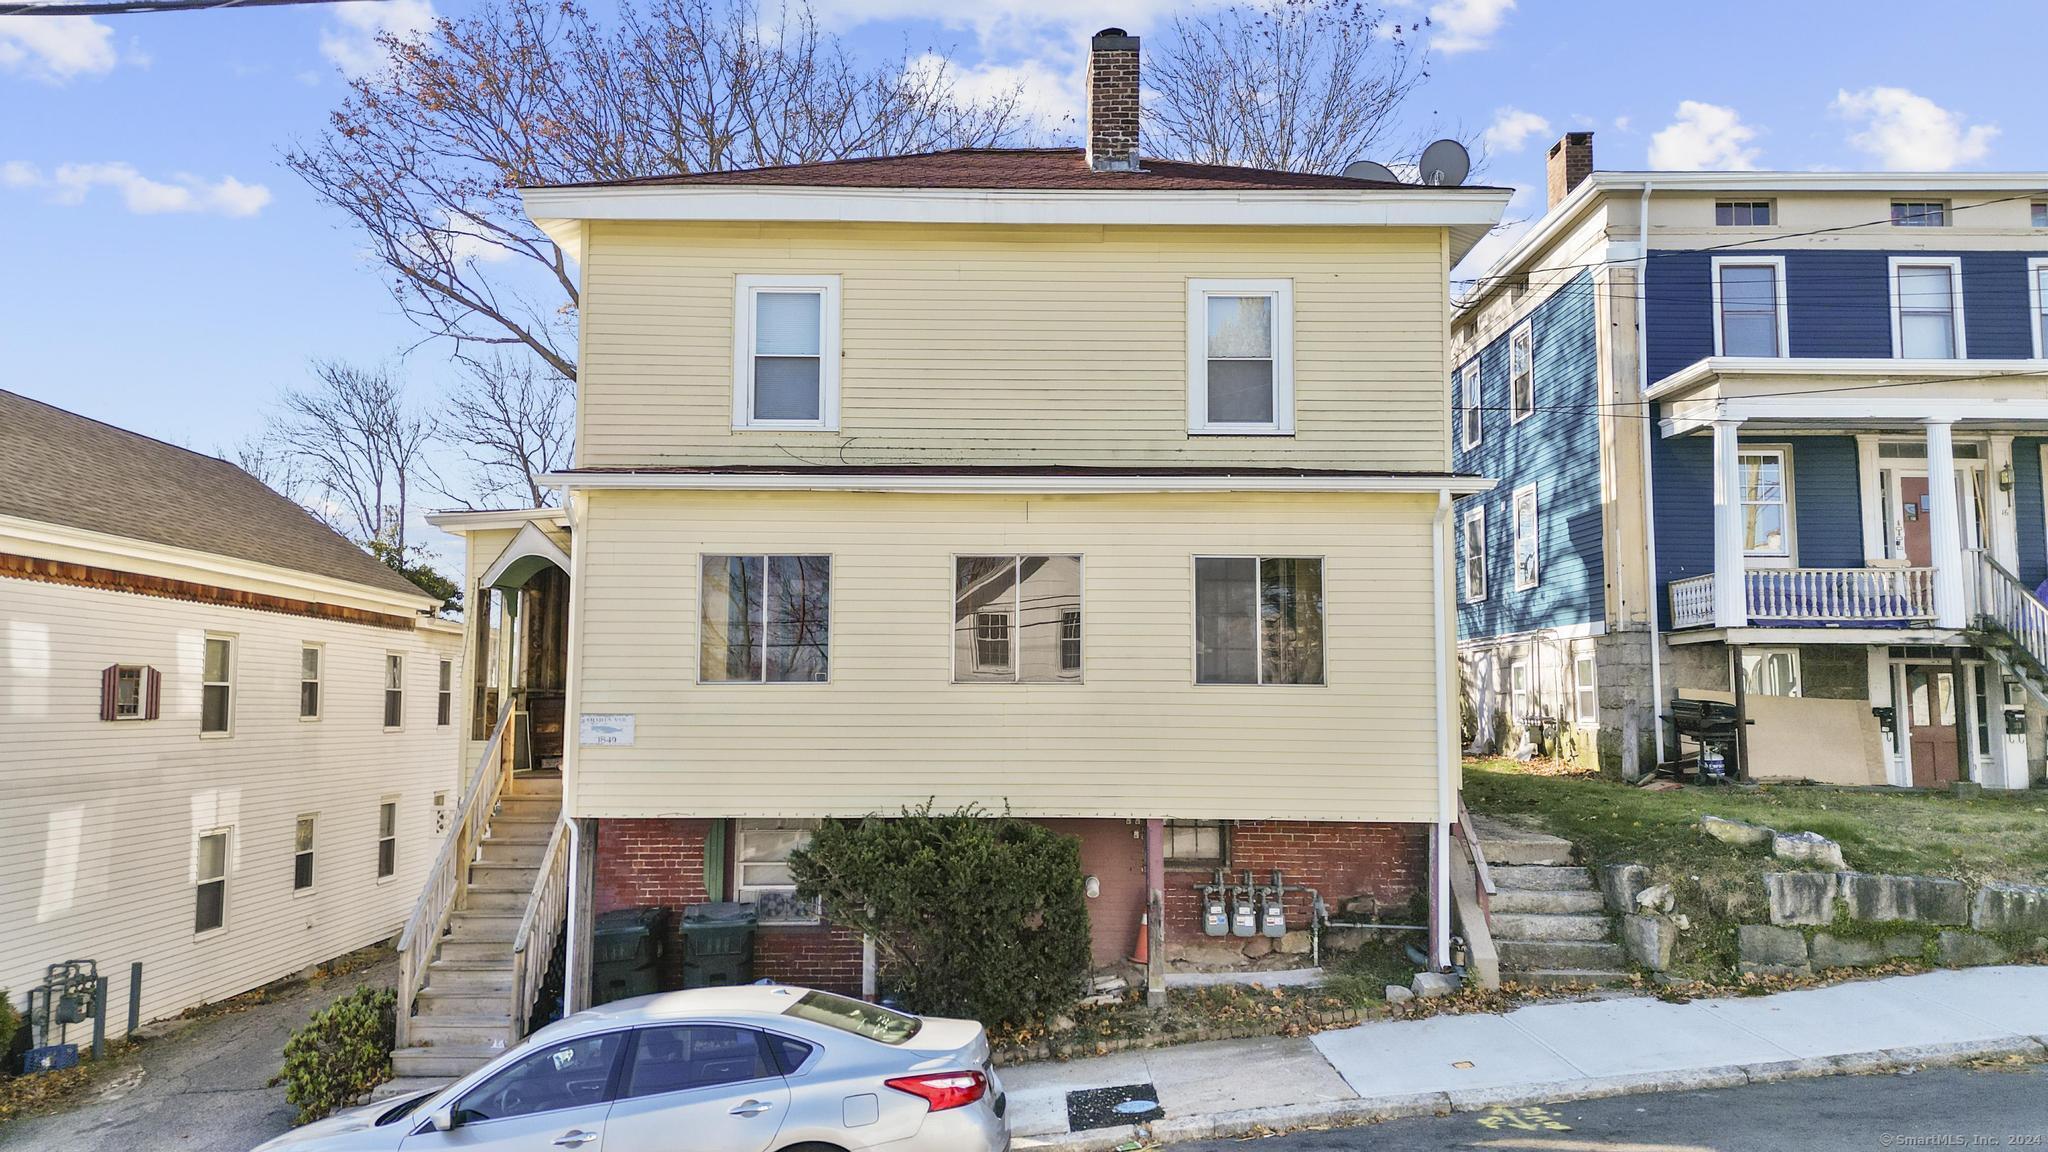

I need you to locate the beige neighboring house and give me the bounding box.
[399,27,1508,1090]
[0,388,463,1034]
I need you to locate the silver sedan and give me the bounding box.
[254,985,1009,1152]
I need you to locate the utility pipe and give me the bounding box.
[1637,181,1667,769]
[1431,488,1455,969]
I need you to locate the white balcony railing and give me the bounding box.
[1669,566,1938,630]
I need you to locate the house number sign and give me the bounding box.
[578,713,635,746]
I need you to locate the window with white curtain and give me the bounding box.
[1892,260,1964,358]
[1188,280,1293,434]
[735,275,840,429]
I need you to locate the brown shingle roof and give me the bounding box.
[0,389,429,601]
[538,147,1501,193]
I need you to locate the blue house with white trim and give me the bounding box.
[1453,133,2048,789]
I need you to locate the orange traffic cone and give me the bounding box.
[1130,912,1150,966]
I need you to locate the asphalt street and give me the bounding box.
[1173,1062,2048,1151]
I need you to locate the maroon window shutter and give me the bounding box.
[144,667,162,721]
[100,665,118,721]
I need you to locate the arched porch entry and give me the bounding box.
[476,522,572,773]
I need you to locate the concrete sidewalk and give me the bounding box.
[1003,965,2048,1149]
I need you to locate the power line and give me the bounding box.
[0,0,383,14]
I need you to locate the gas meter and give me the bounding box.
[1260,887,1287,938]
[1230,885,1257,937]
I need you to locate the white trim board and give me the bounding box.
[544,472,1497,495]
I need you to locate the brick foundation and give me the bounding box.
[1162,820,1428,958]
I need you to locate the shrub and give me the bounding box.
[278,986,396,1125]
[0,990,18,1075]
[790,805,1093,1027]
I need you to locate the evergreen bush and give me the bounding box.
[277,985,396,1125]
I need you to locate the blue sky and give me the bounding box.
[2,0,2040,497]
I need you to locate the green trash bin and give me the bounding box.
[593,906,669,1005]
[681,902,757,989]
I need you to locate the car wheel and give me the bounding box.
[778,1144,850,1152]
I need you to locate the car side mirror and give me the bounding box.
[420,1103,456,1134]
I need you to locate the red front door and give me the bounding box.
[1900,477,1933,567]
[1905,665,1961,787]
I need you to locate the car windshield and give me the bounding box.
[375,1090,434,1126]
[782,990,922,1044]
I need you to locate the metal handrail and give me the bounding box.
[509,817,572,1040]
[396,708,515,1049]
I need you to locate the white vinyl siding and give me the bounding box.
[1187,279,1294,435]
[1890,258,1966,359]
[733,275,840,430]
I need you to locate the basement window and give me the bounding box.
[1164,820,1227,869]
[735,819,823,925]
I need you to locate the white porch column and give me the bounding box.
[1924,417,1967,629]
[1711,418,1748,628]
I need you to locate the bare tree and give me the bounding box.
[265,361,437,555]
[439,354,576,508]
[285,0,1026,381]
[1146,0,1443,174]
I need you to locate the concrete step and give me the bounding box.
[478,838,548,867]
[1509,968,1632,989]
[1499,939,1627,971]
[1469,816,1576,867]
[404,1016,520,1049]
[417,987,517,1017]
[436,938,515,964]
[1491,865,1597,892]
[392,1045,506,1080]
[372,1076,451,1102]
[1489,912,1611,943]
[1488,888,1607,915]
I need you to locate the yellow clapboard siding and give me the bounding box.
[577,221,1450,471]
[568,489,1450,824]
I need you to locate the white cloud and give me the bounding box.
[1429,0,1515,54]
[1481,107,1549,155]
[5,162,272,217]
[1612,115,1632,133]
[320,0,436,77]
[906,49,1080,139]
[1647,101,1761,170]
[1832,86,1996,171]
[0,16,117,81]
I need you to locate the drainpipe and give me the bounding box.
[564,817,583,1012]
[560,487,587,1013]
[1638,180,1667,769]
[1431,488,1455,969]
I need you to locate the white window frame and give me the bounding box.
[1741,647,1803,698]
[300,644,322,722]
[1187,278,1295,435]
[1462,506,1487,603]
[1190,555,1328,687]
[383,653,405,731]
[113,664,147,720]
[293,813,317,895]
[1508,323,1534,423]
[1739,445,1797,562]
[734,818,823,925]
[200,633,234,737]
[2028,256,2048,360]
[1710,255,1789,358]
[1889,256,1967,359]
[1890,200,1949,227]
[194,828,229,936]
[436,659,453,727]
[1509,661,1530,721]
[1573,649,1598,728]
[733,274,842,431]
[1460,362,1482,449]
[376,798,398,881]
[1512,484,1540,591]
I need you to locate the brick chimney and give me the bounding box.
[1086,28,1141,172]
[1546,132,1594,208]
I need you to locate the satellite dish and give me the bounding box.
[1341,159,1401,183]
[1418,139,1471,187]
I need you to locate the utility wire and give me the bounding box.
[0,0,384,14]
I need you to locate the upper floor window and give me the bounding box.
[1509,324,1534,422]
[954,555,1082,683]
[701,555,832,683]
[100,663,158,721]
[436,659,454,726]
[1890,258,1965,359]
[1713,257,1787,357]
[377,800,398,879]
[1188,279,1294,435]
[1891,201,1948,227]
[1715,200,1773,227]
[300,645,321,720]
[201,636,234,735]
[1512,484,1540,590]
[2034,203,2048,229]
[195,828,228,934]
[294,814,317,892]
[1740,449,1791,558]
[383,654,405,729]
[1193,557,1324,686]
[1460,362,1481,449]
[2030,258,2048,359]
[734,275,840,430]
[1462,506,1487,603]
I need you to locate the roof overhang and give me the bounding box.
[482,521,573,590]
[542,470,1495,496]
[522,185,1512,264]
[1649,357,2048,436]
[425,507,572,533]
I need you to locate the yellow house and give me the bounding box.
[411,28,1506,1085]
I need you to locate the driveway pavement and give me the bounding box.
[0,957,395,1152]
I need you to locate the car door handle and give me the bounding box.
[553,1131,598,1148]
[729,1099,775,1117]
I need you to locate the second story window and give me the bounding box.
[1509,324,1534,422]
[1188,279,1293,435]
[2030,258,2048,359]
[701,555,832,683]
[294,815,316,892]
[1463,507,1487,602]
[436,660,453,726]
[1891,201,1948,227]
[1715,200,1773,226]
[100,663,158,721]
[2033,203,2048,229]
[300,645,321,720]
[734,275,840,430]
[1194,557,1324,686]
[1891,259,1964,359]
[383,654,405,729]
[201,635,233,735]
[954,555,1082,683]
[1741,449,1791,558]
[1713,258,1787,357]
[1460,363,1481,449]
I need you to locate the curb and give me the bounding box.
[1012,1035,2048,1150]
